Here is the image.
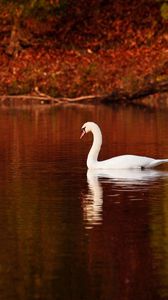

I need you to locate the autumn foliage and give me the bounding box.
[0,0,168,101]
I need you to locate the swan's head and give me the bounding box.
[80,122,99,139]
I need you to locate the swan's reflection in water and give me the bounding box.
[83,169,168,229]
[82,170,103,229]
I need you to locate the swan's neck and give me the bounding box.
[87,127,102,168]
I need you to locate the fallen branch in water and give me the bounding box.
[0,94,61,103]
[0,79,168,105]
[0,93,104,104]
[103,79,168,103]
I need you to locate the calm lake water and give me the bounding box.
[0,104,168,300]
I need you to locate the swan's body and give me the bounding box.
[80,122,168,170]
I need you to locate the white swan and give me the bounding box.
[80,122,168,170]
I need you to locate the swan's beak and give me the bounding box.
[80,129,86,139]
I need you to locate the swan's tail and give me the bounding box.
[147,159,168,168]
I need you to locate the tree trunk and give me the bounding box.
[6,7,23,58]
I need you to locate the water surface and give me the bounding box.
[0,104,168,300]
